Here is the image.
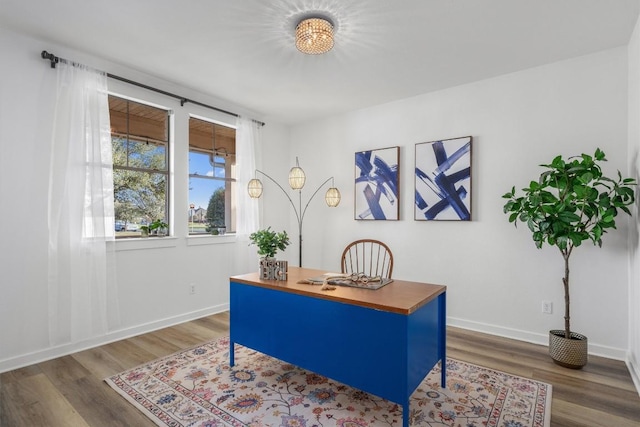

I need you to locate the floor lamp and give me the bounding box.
[247,158,341,267]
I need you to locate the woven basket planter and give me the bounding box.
[549,330,588,369]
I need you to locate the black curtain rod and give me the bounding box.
[41,50,265,127]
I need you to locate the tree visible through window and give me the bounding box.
[109,95,170,237]
[189,117,236,235]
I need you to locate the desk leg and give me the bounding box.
[230,340,235,367]
[438,292,446,387]
[403,400,409,427]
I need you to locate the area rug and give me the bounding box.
[105,336,552,427]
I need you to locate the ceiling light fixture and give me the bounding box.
[295,17,334,55]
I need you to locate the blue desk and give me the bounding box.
[230,267,446,427]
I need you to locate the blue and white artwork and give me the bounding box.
[415,136,472,221]
[355,147,400,220]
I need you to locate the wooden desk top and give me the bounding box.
[230,267,446,315]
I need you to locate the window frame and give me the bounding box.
[109,93,172,239]
[188,115,237,236]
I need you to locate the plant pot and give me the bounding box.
[548,330,588,369]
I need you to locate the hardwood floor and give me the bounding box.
[1,312,639,426]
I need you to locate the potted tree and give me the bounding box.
[502,148,635,368]
[249,227,291,280]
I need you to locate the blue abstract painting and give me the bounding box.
[415,136,472,221]
[355,146,400,220]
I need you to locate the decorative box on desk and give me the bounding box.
[258,258,287,280]
[229,266,446,427]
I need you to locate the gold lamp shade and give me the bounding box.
[247,178,263,198]
[295,17,334,55]
[288,165,306,190]
[325,187,341,207]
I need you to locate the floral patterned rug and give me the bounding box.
[105,336,551,427]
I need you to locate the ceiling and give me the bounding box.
[1,0,639,125]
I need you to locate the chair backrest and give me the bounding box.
[341,239,394,279]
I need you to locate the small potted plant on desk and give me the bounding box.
[249,227,290,280]
[502,148,635,368]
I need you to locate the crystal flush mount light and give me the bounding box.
[295,17,334,55]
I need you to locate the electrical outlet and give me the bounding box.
[542,300,553,314]
[190,284,196,295]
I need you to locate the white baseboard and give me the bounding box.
[0,304,229,374]
[626,352,640,397]
[448,316,628,361]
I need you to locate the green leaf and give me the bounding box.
[598,194,611,207]
[573,184,586,198]
[551,155,565,169]
[556,235,568,250]
[579,154,591,164]
[502,186,516,198]
[619,186,635,197]
[558,211,581,223]
[541,205,555,214]
[569,232,585,246]
[593,224,603,242]
[594,148,606,161]
[579,172,594,184]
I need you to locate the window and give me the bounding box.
[188,117,236,235]
[109,95,170,237]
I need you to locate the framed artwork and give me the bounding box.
[354,146,400,220]
[415,136,472,221]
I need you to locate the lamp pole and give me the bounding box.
[252,169,335,267]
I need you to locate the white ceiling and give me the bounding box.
[1,0,639,125]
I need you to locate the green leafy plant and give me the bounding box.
[249,227,290,258]
[149,219,169,236]
[502,148,635,339]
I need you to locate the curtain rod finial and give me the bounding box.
[41,50,58,68]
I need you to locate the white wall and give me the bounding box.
[0,26,290,372]
[0,22,636,373]
[627,15,640,391]
[290,47,632,359]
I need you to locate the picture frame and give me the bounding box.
[415,136,472,221]
[354,146,400,220]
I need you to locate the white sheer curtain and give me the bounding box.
[47,61,119,346]
[234,116,261,273]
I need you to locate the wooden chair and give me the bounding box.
[340,239,394,279]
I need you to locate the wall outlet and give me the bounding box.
[542,300,553,314]
[190,284,196,295]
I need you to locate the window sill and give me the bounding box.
[113,236,178,251]
[187,234,236,246]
